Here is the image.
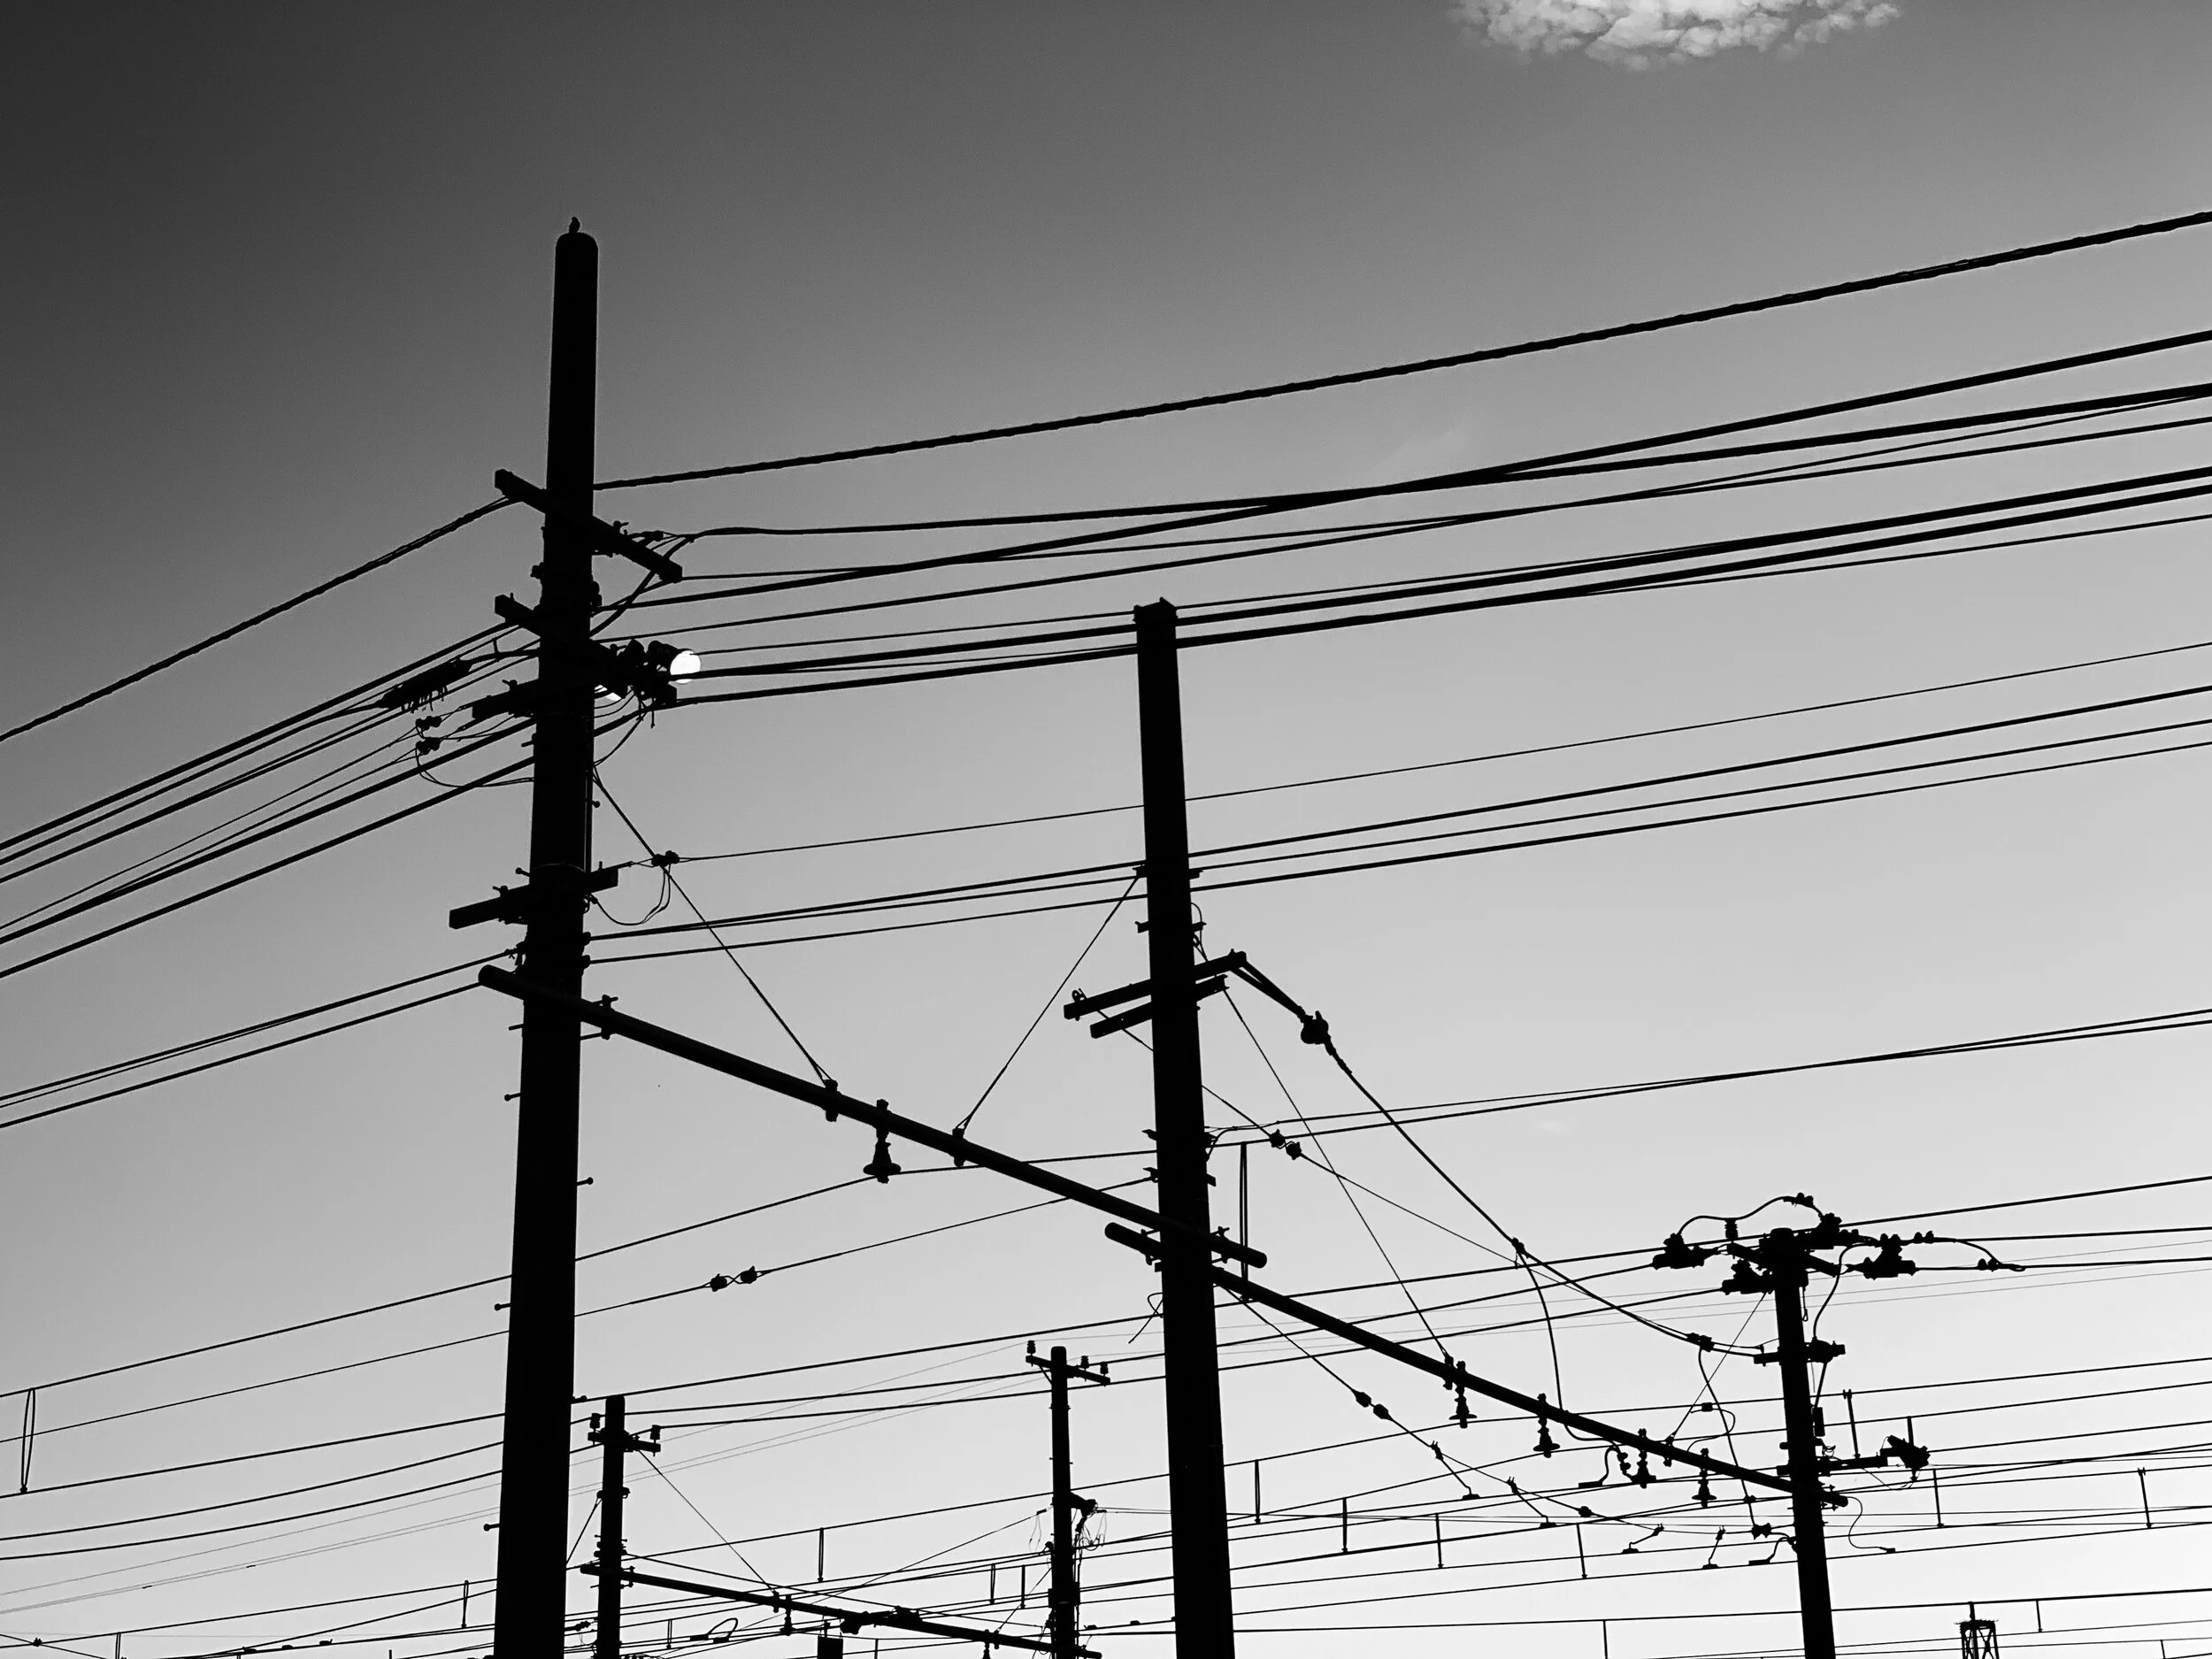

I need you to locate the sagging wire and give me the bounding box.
[1237,956,1761,1364]
[593,776,839,1092]
[1220,988,1455,1363]
[1670,1300,1767,1523]
[593,857,675,928]
[1839,1492,1899,1556]
[1677,1195,1823,1240]
[953,873,1141,1140]
[1235,1302,1481,1508]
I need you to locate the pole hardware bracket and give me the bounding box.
[1064,947,1338,1048]
[587,1421,662,1456]
[1824,1433,1931,1474]
[1085,975,1227,1038]
[451,864,621,929]
[1066,949,1245,1033]
[495,469,685,583]
[469,637,686,724]
[1756,1338,1846,1365]
[1025,1344,1110,1387]
[1651,1232,1715,1271]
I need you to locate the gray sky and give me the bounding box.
[7,4,2212,1656]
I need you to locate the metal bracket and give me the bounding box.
[450,864,621,930]
[1086,975,1228,1038]
[495,469,684,582]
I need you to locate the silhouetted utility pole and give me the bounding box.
[1649,1208,1935,1659]
[590,1396,660,1659]
[1026,1344,1108,1659]
[484,219,602,1659]
[1133,600,1238,1659]
[1756,1237,1839,1659]
[459,227,684,1659]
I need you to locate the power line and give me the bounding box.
[0,626,498,870]
[0,956,492,1122]
[0,502,504,751]
[0,981,478,1133]
[661,331,2212,649]
[676,459,2212,688]
[666,479,2212,710]
[0,733,533,989]
[646,633,2212,867]
[0,1178,868,1408]
[660,381,2212,544]
[595,205,2212,489]
[597,689,2212,950]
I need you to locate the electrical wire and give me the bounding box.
[595,205,2212,490]
[0,502,505,750]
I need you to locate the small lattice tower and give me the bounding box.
[1961,1605,2000,1659]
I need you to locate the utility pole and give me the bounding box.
[1025,1344,1109,1659]
[1650,1205,1938,1659]
[490,220,603,1659]
[590,1396,661,1659]
[1133,600,1238,1659]
[1763,1240,1839,1659]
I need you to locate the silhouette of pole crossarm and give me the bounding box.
[476,967,1266,1269]
[581,1563,1088,1656]
[1101,1224,1796,1497]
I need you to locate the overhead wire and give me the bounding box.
[673,457,2212,691]
[646,631,2212,867]
[0,500,505,751]
[636,325,2212,633]
[596,204,2212,490]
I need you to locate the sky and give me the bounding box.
[7,3,2212,1657]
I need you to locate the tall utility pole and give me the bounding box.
[1026,1345,1109,1659]
[590,1396,660,1659]
[1132,601,1238,1659]
[492,220,603,1659]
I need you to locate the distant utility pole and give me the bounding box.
[488,219,603,1659]
[590,1396,661,1659]
[1650,1208,1934,1659]
[1025,1344,1109,1659]
[1748,1233,1840,1659]
[1133,601,1239,1659]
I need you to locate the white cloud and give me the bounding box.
[1451,0,1900,68]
